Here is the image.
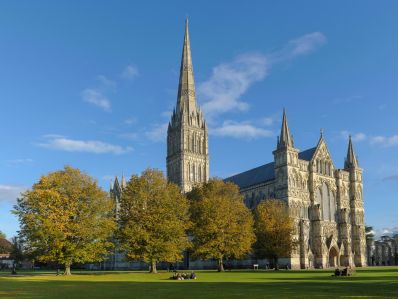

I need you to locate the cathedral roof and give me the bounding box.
[298,147,317,161]
[224,146,317,190]
[224,162,275,189]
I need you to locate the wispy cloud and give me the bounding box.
[268,32,327,64]
[199,53,267,117]
[374,227,398,238]
[145,123,168,142]
[382,174,398,182]
[210,121,274,139]
[370,135,398,147]
[96,75,116,89]
[38,135,132,154]
[82,88,111,112]
[0,185,27,203]
[198,32,326,119]
[124,117,137,125]
[340,131,367,142]
[121,65,139,80]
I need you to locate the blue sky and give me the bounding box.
[0,1,397,238]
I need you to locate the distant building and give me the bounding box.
[367,236,398,266]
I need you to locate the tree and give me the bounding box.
[0,230,5,239]
[254,199,296,269]
[13,166,116,275]
[0,237,12,254]
[188,179,255,272]
[365,225,375,243]
[9,236,24,264]
[118,168,191,273]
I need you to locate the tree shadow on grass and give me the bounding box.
[0,277,398,299]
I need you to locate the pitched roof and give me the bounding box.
[224,162,275,189]
[299,147,317,161]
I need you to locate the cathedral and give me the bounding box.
[165,19,367,269]
[106,19,367,270]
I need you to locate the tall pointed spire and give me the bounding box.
[278,108,294,149]
[176,17,197,114]
[345,135,359,169]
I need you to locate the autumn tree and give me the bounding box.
[118,169,190,273]
[0,236,12,254]
[188,179,255,272]
[13,166,116,275]
[254,199,296,269]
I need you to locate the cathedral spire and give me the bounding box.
[345,135,359,169]
[176,17,197,114]
[278,108,294,149]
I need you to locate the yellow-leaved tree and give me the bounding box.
[13,166,116,275]
[118,169,191,273]
[254,199,297,269]
[188,179,255,271]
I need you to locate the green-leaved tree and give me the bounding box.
[188,179,255,271]
[254,199,296,269]
[13,166,116,275]
[118,169,191,273]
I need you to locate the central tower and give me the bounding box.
[167,19,209,193]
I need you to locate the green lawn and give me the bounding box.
[0,267,397,298]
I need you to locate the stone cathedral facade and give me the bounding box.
[225,112,367,269]
[166,20,367,269]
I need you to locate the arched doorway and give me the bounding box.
[329,247,339,267]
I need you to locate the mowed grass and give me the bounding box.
[1,267,397,298]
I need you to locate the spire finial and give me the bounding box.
[320,128,324,137]
[278,108,294,149]
[345,135,359,169]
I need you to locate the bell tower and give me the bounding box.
[167,19,209,193]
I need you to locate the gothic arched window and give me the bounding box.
[322,183,330,221]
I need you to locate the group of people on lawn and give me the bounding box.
[170,272,197,280]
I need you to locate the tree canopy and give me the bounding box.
[254,199,296,269]
[13,166,116,275]
[118,168,191,273]
[188,179,255,271]
[0,237,12,254]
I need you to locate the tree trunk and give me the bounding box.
[64,263,72,275]
[274,257,279,271]
[150,260,157,273]
[218,258,224,272]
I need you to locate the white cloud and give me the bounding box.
[199,53,267,117]
[0,185,27,203]
[145,123,168,142]
[38,135,132,154]
[198,32,326,119]
[82,88,111,112]
[340,131,367,142]
[374,227,398,238]
[370,135,398,147]
[269,32,327,63]
[261,117,275,126]
[96,75,116,89]
[121,65,139,80]
[210,121,273,139]
[124,117,137,125]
